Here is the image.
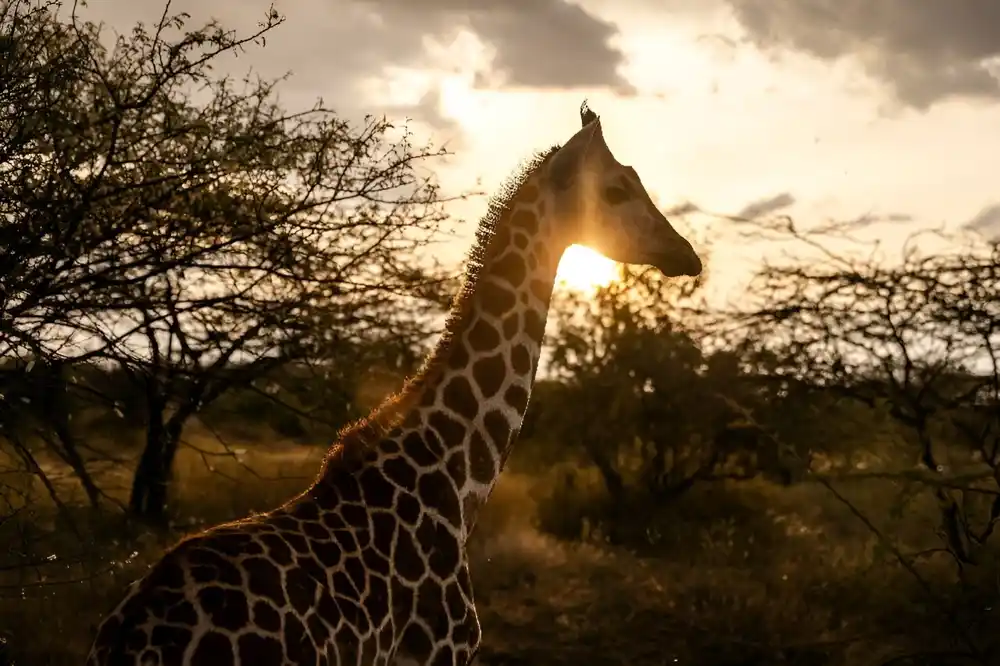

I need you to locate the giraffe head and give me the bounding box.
[545,102,702,278]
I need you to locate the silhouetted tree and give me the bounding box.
[539,264,769,516]
[0,0,454,523]
[727,216,1000,570]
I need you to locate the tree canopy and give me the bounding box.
[0,0,454,522]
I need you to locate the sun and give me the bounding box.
[556,245,619,292]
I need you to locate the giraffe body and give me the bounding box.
[86,102,702,666]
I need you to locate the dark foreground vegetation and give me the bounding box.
[2,2,1000,665]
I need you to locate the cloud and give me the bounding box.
[964,203,1000,238]
[74,2,408,110]
[663,200,702,216]
[73,0,631,134]
[355,0,633,93]
[380,85,465,144]
[721,0,1000,108]
[736,192,795,219]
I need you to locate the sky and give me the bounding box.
[73,0,1000,299]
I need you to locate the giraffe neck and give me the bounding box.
[414,167,567,537]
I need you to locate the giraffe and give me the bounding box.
[85,101,702,666]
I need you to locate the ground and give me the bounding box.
[0,431,995,665]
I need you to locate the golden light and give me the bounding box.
[556,245,619,292]
[438,76,478,124]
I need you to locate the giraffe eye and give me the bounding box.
[603,185,629,205]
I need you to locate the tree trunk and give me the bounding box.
[34,359,103,508]
[48,423,102,508]
[584,441,625,503]
[128,419,181,525]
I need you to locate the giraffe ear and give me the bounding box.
[580,100,599,127]
[579,100,605,144]
[550,103,605,189]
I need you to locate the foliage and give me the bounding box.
[724,218,1000,570]
[530,266,804,542]
[0,0,454,522]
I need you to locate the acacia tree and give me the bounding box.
[537,263,780,523]
[725,217,1000,577]
[0,0,455,522]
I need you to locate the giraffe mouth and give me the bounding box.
[650,247,702,278]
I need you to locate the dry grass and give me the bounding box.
[1,428,997,665]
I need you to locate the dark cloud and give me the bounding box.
[355,0,633,93]
[736,192,795,219]
[73,2,419,114]
[73,0,631,133]
[965,203,1000,238]
[664,201,702,216]
[723,0,1000,108]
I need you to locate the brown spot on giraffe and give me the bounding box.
[467,431,496,485]
[471,353,505,398]
[441,376,479,420]
[511,344,531,375]
[477,280,516,317]
[529,278,550,302]
[466,319,500,352]
[383,454,419,489]
[86,101,701,665]
[491,250,527,287]
[504,384,530,414]
[483,410,512,450]
[518,183,540,202]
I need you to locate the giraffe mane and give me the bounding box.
[321,144,562,474]
[444,143,562,340]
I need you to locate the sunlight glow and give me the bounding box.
[556,245,618,292]
[438,76,478,123]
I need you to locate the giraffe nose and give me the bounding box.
[672,246,703,277]
[651,238,702,277]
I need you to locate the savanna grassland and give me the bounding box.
[2,413,996,666]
